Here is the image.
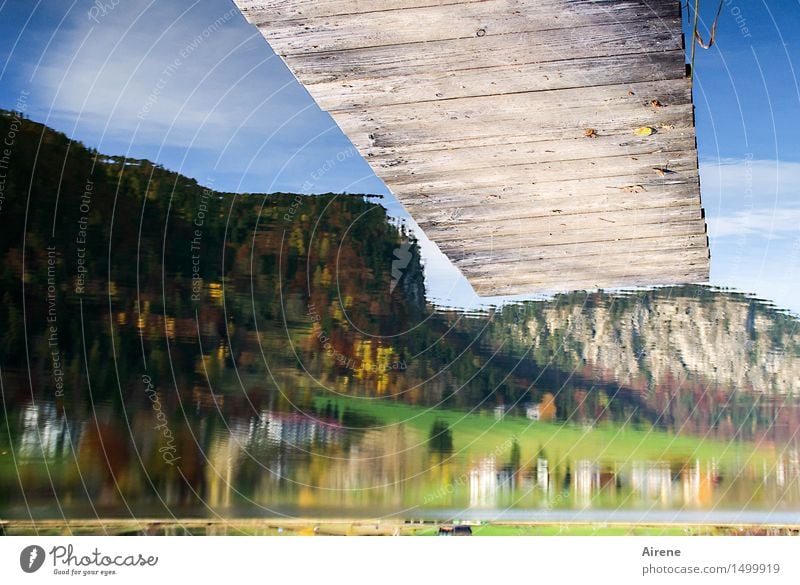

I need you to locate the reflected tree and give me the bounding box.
[428,419,453,454]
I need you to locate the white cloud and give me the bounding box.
[27,0,366,191]
[708,207,800,239]
[700,157,800,209]
[697,157,800,313]
[700,157,800,238]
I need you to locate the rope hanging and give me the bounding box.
[688,0,725,79]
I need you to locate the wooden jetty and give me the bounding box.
[233,0,710,295]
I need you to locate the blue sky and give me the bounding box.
[1,0,798,311]
[687,1,800,314]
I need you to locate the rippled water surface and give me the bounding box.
[1,114,799,522]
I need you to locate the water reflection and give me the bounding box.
[6,399,800,518]
[1,112,799,522]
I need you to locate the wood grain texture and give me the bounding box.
[306,51,687,109]
[244,0,681,54]
[236,0,490,21]
[371,126,696,176]
[237,0,680,23]
[396,173,700,208]
[232,0,708,296]
[287,21,683,86]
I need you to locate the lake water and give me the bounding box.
[1,115,799,524]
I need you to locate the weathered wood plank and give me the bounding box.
[335,81,692,151]
[456,245,710,292]
[349,117,694,157]
[345,109,695,164]
[433,221,706,257]
[252,0,681,54]
[453,233,709,266]
[395,169,699,205]
[466,249,709,276]
[389,152,697,204]
[468,262,710,295]
[408,192,701,226]
[306,51,686,110]
[359,109,694,158]
[236,0,488,21]
[461,245,709,275]
[238,0,679,23]
[283,20,683,85]
[428,206,704,246]
[370,127,694,179]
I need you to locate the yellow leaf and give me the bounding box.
[634,126,656,136]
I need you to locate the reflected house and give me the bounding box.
[525,394,557,422]
[630,462,676,505]
[18,403,80,460]
[256,410,343,448]
[537,457,549,492]
[574,460,600,505]
[681,460,716,507]
[573,461,618,505]
[776,458,785,488]
[469,457,497,507]
[469,456,515,507]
